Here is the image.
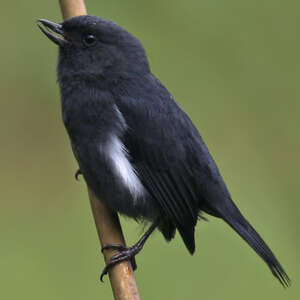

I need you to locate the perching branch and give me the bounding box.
[58,1,140,299]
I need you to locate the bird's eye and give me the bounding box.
[83,34,97,47]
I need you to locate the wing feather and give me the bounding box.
[114,75,206,253]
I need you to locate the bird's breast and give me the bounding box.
[74,133,148,218]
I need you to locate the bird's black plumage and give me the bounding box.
[38,15,290,286]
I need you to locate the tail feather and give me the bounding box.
[214,202,290,287]
[178,225,195,254]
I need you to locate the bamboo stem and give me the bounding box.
[59,0,87,20]
[58,1,140,299]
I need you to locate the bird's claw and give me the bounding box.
[75,169,82,181]
[99,223,157,282]
[101,244,127,253]
[100,244,140,282]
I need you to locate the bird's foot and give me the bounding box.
[99,222,158,282]
[102,244,137,270]
[100,243,140,282]
[75,169,82,181]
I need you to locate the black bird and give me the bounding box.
[38,15,290,286]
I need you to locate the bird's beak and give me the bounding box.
[37,19,69,47]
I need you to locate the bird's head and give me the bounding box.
[38,15,150,81]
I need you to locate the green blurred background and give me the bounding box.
[0,0,298,299]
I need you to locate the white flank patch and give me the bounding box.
[105,135,145,200]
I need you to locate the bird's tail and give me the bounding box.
[212,200,290,287]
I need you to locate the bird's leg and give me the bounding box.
[74,169,82,180]
[100,222,158,282]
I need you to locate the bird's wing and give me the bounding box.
[114,75,214,253]
[136,161,199,253]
